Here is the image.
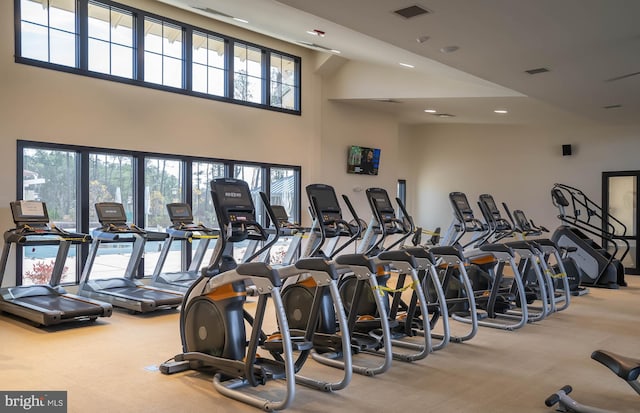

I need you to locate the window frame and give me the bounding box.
[16,139,301,285]
[14,0,302,115]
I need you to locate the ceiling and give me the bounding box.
[158,0,640,126]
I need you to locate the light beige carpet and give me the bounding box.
[0,277,638,413]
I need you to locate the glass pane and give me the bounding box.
[282,85,296,110]
[192,63,207,93]
[192,33,208,64]
[144,158,183,275]
[163,56,182,88]
[21,22,49,61]
[192,161,225,266]
[269,168,297,264]
[208,67,224,96]
[22,148,78,284]
[88,38,110,74]
[192,161,225,227]
[246,75,262,104]
[246,47,262,77]
[111,9,133,47]
[163,24,183,59]
[88,153,134,280]
[144,51,162,84]
[21,0,48,26]
[111,44,133,78]
[49,0,76,32]
[49,29,76,67]
[88,3,111,41]
[144,18,163,53]
[608,176,636,236]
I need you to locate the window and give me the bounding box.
[88,2,134,78]
[17,141,301,285]
[22,148,79,284]
[144,18,183,88]
[270,53,298,110]
[144,158,183,274]
[16,1,301,114]
[233,43,263,104]
[192,32,226,96]
[20,0,77,67]
[88,153,134,279]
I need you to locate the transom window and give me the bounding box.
[15,0,301,114]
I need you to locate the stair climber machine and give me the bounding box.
[359,187,450,351]
[546,350,640,413]
[160,178,354,411]
[551,183,627,289]
[282,183,416,376]
[442,192,531,331]
[477,194,559,320]
[78,202,184,313]
[150,203,220,292]
[0,201,112,326]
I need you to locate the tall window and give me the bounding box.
[88,2,134,78]
[233,43,263,104]
[270,53,298,110]
[88,153,134,279]
[22,148,78,284]
[144,18,183,88]
[192,32,226,96]
[20,0,77,67]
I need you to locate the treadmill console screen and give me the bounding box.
[167,203,193,223]
[480,195,500,215]
[551,188,570,207]
[366,188,394,213]
[95,202,128,224]
[10,201,49,225]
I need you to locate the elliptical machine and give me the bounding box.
[160,178,352,411]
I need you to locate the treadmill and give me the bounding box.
[150,203,219,292]
[0,201,112,326]
[77,202,184,313]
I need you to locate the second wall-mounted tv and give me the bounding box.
[347,145,381,175]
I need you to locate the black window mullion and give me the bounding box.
[263,50,270,106]
[135,14,145,81]
[14,0,22,59]
[227,40,235,99]
[78,0,88,70]
[134,155,146,277]
[183,160,192,270]
[78,151,90,282]
[184,27,192,91]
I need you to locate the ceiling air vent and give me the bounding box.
[393,5,430,19]
[603,104,622,109]
[191,6,234,18]
[525,67,550,75]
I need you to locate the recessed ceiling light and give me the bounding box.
[399,63,414,68]
[424,109,437,113]
[306,29,325,37]
[494,109,508,114]
[232,17,249,24]
[440,46,459,53]
[416,35,430,44]
[330,49,341,54]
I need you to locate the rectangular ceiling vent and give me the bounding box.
[296,41,334,52]
[525,67,550,75]
[393,5,431,19]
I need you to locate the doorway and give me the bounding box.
[602,171,638,275]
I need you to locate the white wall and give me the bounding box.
[400,122,640,235]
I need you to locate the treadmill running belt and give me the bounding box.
[17,296,105,318]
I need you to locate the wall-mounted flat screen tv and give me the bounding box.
[347,145,381,175]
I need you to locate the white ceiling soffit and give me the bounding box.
[157,0,640,126]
